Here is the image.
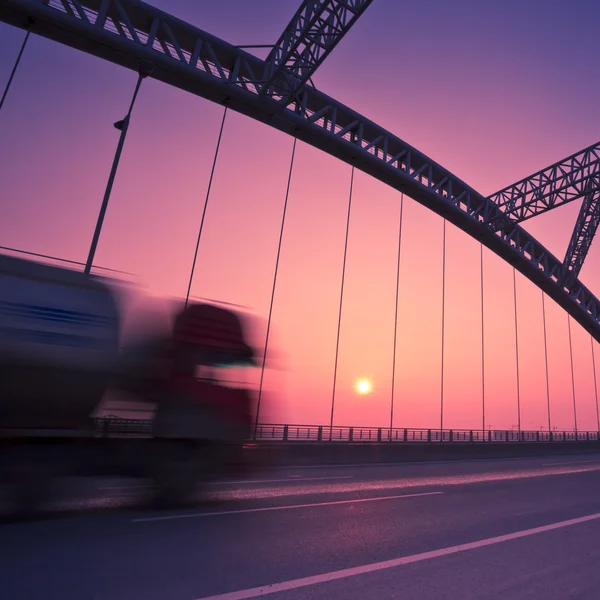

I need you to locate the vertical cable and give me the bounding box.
[541,292,551,434]
[185,104,228,308]
[592,336,599,432]
[480,243,485,436]
[254,137,297,436]
[440,219,447,436]
[567,315,577,433]
[390,193,404,438]
[513,268,521,436]
[0,31,30,112]
[85,67,150,274]
[329,165,355,440]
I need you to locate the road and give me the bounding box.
[3,453,600,599]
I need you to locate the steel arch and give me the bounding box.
[2,0,600,342]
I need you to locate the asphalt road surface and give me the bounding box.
[3,454,600,599]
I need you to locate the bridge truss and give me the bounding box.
[488,142,600,280]
[1,0,600,342]
[262,0,374,103]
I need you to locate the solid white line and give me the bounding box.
[194,511,600,599]
[542,459,600,466]
[209,476,354,485]
[133,491,443,523]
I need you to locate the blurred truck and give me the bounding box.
[0,254,257,518]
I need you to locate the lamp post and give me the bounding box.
[84,61,154,274]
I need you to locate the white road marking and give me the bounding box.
[542,459,600,466]
[209,476,354,485]
[193,511,600,599]
[133,491,443,523]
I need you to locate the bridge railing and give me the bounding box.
[92,418,600,443]
[252,424,600,443]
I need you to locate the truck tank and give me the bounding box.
[0,254,121,431]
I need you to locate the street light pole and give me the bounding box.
[84,61,154,275]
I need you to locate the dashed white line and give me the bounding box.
[193,511,600,599]
[132,491,443,523]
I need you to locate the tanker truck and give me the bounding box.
[0,253,257,518]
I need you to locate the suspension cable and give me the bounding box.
[0,244,132,275]
[390,193,404,438]
[567,315,578,433]
[85,66,151,274]
[480,242,485,436]
[541,291,551,434]
[329,165,355,440]
[0,31,30,112]
[185,104,228,308]
[254,136,297,436]
[513,268,521,435]
[592,336,599,433]
[440,219,446,436]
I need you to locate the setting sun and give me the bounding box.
[355,379,373,395]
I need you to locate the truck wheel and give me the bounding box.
[150,441,208,509]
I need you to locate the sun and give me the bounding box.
[355,378,372,395]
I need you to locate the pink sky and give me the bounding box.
[1,0,600,431]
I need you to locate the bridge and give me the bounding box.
[2,1,600,599]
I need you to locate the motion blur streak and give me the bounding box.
[0,253,266,519]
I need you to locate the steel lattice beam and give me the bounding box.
[487,141,600,222]
[564,183,600,279]
[2,0,600,342]
[262,0,374,102]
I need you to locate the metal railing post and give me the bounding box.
[283,425,288,441]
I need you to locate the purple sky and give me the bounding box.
[1,0,600,430]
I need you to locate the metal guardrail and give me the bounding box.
[94,417,153,436]
[93,418,600,443]
[253,424,600,443]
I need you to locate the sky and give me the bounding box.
[1,0,600,432]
